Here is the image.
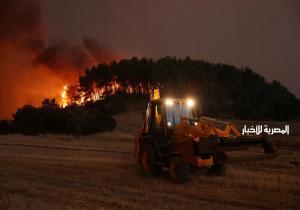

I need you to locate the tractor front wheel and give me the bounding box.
[169,156,189,183]
[140,144,161,176]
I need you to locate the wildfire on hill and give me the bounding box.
[59,81,151,108]
[0,0,119,119]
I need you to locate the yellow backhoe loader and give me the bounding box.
[135,90,278,183]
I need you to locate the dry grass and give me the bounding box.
[0,113,299,210]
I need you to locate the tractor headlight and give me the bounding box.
[186,98,195,107]
[165,98,174,106]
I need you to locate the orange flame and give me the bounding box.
[61,85,68,108]
[59,80,152,107]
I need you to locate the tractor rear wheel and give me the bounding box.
[169,156,189,183]
[140,144,161,176]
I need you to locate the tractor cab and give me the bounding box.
[143,98,197,137]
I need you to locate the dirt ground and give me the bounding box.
[0,112,299,210]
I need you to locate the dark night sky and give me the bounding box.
[41,0,300,98]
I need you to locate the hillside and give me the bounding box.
[74,57,300,120]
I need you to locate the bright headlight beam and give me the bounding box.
[165,98,174,106]
[186,98,195,107]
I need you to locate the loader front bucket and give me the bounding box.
[218,136,279,163]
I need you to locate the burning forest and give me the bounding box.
[0,0,299,130]
[0,0,119,119]
[2,53,298,136]
[58,56,299,121]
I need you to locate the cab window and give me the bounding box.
[165,102,196,128]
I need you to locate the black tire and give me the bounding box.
[140,144,161,176]
[169,156,189,183]
[207,161,226,176]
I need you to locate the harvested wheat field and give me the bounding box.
[0,112,300,210]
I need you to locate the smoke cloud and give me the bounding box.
[0,0,119,119]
